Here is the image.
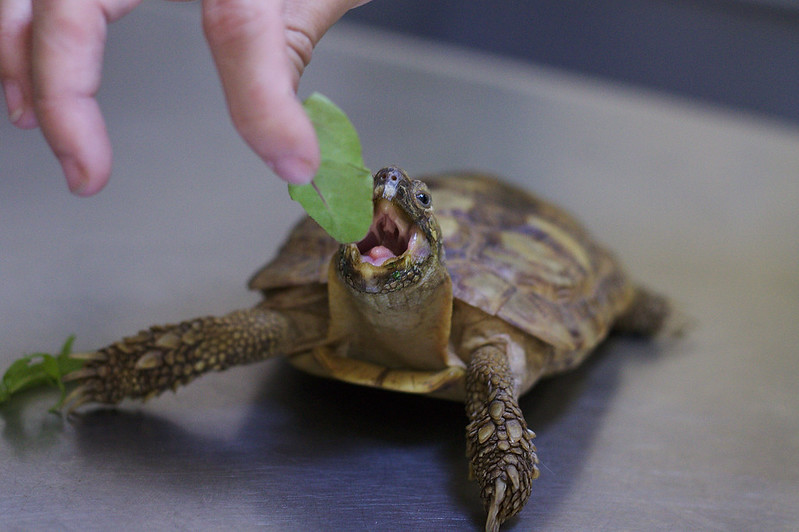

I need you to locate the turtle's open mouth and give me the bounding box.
[354,199,429,268]
[337,167,439,294]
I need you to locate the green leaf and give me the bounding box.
[56,334,82,375]
[0,335,83,410]
[289,93,373,243]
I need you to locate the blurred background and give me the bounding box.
[346,0,799,125]
[1,2,797,530]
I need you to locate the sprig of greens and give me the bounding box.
[289,93,373,243]
[0,336,83,412]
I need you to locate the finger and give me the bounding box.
[282,0,368,78]
[30,0,139,195]
[203,0,319,184]
[0,0,38,128]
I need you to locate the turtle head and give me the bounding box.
[337,166,445,294]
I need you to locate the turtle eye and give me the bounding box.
[415,192,431,207]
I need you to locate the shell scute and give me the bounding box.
[426,172,634,351]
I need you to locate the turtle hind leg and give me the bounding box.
[63,306,295,411]
[465,345,539,532]
[613,286,673,338]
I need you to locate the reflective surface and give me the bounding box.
[1,4,798,530]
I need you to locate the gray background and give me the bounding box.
[346,0,799,124]
[1,4,798,531]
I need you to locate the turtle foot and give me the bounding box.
[465,345,539,531]
[61,317,220,412]
[467,397,539,532]
[61,308,289,412]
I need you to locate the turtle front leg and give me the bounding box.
[466,345,539,532]
[63,306,297,411]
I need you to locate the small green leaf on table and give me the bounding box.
[0,335,83,411]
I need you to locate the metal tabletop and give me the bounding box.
[2,4,797,530]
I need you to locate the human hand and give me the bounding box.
[0,0,369,195]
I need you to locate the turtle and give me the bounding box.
[64,166,670,531]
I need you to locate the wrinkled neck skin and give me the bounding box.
[327,257,453,371]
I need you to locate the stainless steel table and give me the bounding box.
[2,4,797,530]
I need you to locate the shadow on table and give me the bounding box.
[3,334,667,530]
[1,387,71,454]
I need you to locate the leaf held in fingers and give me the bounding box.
[289,93,373,243]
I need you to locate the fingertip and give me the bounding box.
[60,155,109,197]
[271,154,318,185]
[60,156,90,195]
[240,97,320,185]
[2,80,38,128]
[32,93,113,197]
[11,107,39,129]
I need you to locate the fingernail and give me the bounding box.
[271,155,316,185]
[60,157,90,196]
[2,80,24,124]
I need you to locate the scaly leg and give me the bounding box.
[63,306,298,411]
[466,345,539,532]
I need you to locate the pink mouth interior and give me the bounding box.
[357,206,411,267]
[363,246,396,266]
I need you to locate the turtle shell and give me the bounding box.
[249,172,634,351]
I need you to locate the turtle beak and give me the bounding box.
[374,166,405,202]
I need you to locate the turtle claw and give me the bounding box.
[61,384,94,414]
[62,367,98,383]
[485,478,506,532]
[69,350,108,362]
